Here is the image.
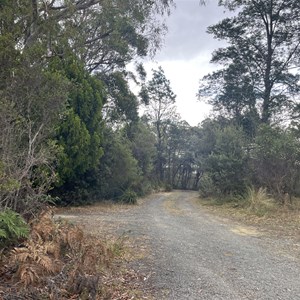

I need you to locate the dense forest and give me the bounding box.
[1,0,300,296]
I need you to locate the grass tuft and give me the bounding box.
[242,187,277,216]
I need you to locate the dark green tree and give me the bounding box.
[51,58,105,188]
[194,117,251,198]
[91,128,139,200]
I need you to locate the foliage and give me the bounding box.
[142,66,177,182]
[59,127,142,204]
[52,58,104,184]
[197,117,300,203]
[241,186,276,217]
[125,121,156,180]
[165,121,203,190]
[101,71,139,124]
[0,0,175,211]
[250,125,300,202]
[0,209,29,248]
[97,129,139,199]
[199,174,218,198]
[119,189,138,205]
[56,109,92,182]
[0,63,69,212]
[0,209,123,298]
[200,124,250,197]
[164,184,173,192]
[199,0,300,124]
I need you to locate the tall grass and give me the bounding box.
[242,187,277,216]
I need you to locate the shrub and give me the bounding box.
[199,174,218,198]
[164,183,173,192]
[0,209,29,248]
[119,189,137,204]
[251,125,300,202]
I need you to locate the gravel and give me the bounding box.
[56,191,300,300]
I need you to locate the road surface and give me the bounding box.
[57,191,300,299]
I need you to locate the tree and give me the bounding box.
[250,125,300,202]
[2,0,174,73]
[199,124,250,197]
[90,128,139,200]
[125,121,156,180]
[164,121,203,190]
[0,62,69,213]
[100,71,139,124]
[199,0,300,124]
[0,0,177,210]
[142,67,177,182]
[49,57,105,203]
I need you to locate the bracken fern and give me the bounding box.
[0,209,29,248]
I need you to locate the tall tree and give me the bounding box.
[3,0,173,72]
[165,121,202,190]
[199,0,300,124]
[142,67,177,182]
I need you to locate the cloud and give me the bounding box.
[144,53,217,126]
[136,0,232,125]
[156,0,229,61]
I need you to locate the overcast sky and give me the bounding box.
[143,0,230,126]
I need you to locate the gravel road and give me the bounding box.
[57,191,300,300]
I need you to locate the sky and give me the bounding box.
[142,0,230,126]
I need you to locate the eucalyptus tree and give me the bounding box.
[165,121,203,190]
[142,67,177,182]
[199,0,300,124]
[1,0,173,71]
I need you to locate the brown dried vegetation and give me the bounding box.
[0,209,143,299]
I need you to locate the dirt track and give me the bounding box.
[56,191,300,299]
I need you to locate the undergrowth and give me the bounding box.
[199,186,300,227]
[119,189,137,204]
[242,187,277,216]
[0,209,29,249]
[0,209,140,299]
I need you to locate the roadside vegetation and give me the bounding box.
[196,0,300,226]
[1,0,300,298]
[0,208,147,299]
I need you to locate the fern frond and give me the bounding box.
[43,241,60,259]
[12,247,31,263]
[0,209,29,247]
[0,228,7,238]
[36,254,56,274]
[18,264,39,287]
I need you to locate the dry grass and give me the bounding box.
[55,200,144,216]
[197,191,300,239]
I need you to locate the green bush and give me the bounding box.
[204,125,249,196]
[0,209,29,248]
[164,183,173,192]
[133,181,153,197]
[199,174,217,198]
[251,125,300,201]
[119,189,137,204]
